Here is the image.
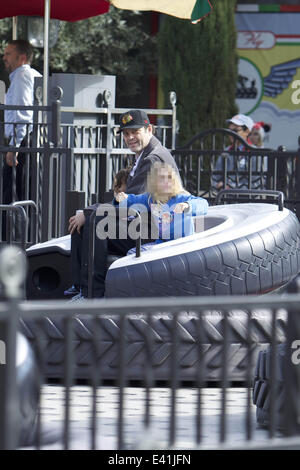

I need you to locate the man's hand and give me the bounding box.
[115,192,128,203]
[174,202,189,213]
[68,211,86,234]
[216,181,230,190]
[6,151,18,167]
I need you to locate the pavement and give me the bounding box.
[21,384,287,450]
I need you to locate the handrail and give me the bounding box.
[12,200,38,246]
[0,204,27,250]
[215,189,285,211]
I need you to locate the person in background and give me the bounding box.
[250,121,271,148]
[226,114,255,147]
[212,114,255,190]
[249,121,272,189]
[2,39,41,205]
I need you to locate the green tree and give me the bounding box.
[158,0,238,145]
[0,7,156,106]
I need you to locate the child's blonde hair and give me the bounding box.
[146,162,189,203]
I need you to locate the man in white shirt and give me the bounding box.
[2,39,41,204]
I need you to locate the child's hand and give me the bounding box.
[115,192,128,203]
[174,202,189,213]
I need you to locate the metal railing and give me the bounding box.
[1,246,300,450]
[2,100,300,244]
[12,295,300,449]
[59,103,176,205]
[172,129,300,219]
[0,95,176,243]
[216,188,285,211]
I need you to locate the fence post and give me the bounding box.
[0,118,4,206]
[170,91,177,150]
[106,104,112,194]
[50,87,62,148]
[40,147,52,242]
[295,137,300,221]
[99,91,113,203]
[0,246,26,449]
[276,145,288,194]
[51,100,61,148]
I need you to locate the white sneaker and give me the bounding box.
[69,292,87,303]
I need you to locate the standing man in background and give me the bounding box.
[2,39,41,204]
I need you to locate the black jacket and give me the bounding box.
[87,135,178,213]
[126,135,179,195]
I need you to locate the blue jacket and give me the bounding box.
[118,192,208,243]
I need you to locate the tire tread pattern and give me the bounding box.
[105,211,300,297]
[20,310,287,381]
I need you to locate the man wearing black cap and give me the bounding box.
[119,110,179,194]
[67,109,179,300]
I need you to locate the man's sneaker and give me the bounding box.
[69,292,87,303]
[64,285,80,296]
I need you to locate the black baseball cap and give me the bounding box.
[117,110,150,133]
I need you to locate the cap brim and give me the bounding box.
[226,118,242,126]
[117,124,148,134]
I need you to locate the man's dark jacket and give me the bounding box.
[126,135,179,194]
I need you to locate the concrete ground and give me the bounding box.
[23,384,288,450]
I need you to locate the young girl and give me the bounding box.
[115,162,208,249]
[250,121,271,148]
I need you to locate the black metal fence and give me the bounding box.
[173,129,300,220]
[1,99,300,244]
[9,297,300,449]
[0,98,176,244]
[1,243,300,450]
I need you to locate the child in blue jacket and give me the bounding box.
[115,162,208,249]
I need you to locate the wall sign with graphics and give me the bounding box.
[236,6,300,150]
[236,57,263,114]
[237,31,276,50]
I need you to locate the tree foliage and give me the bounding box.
[158,0,238,145]
[0,7,156,106]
